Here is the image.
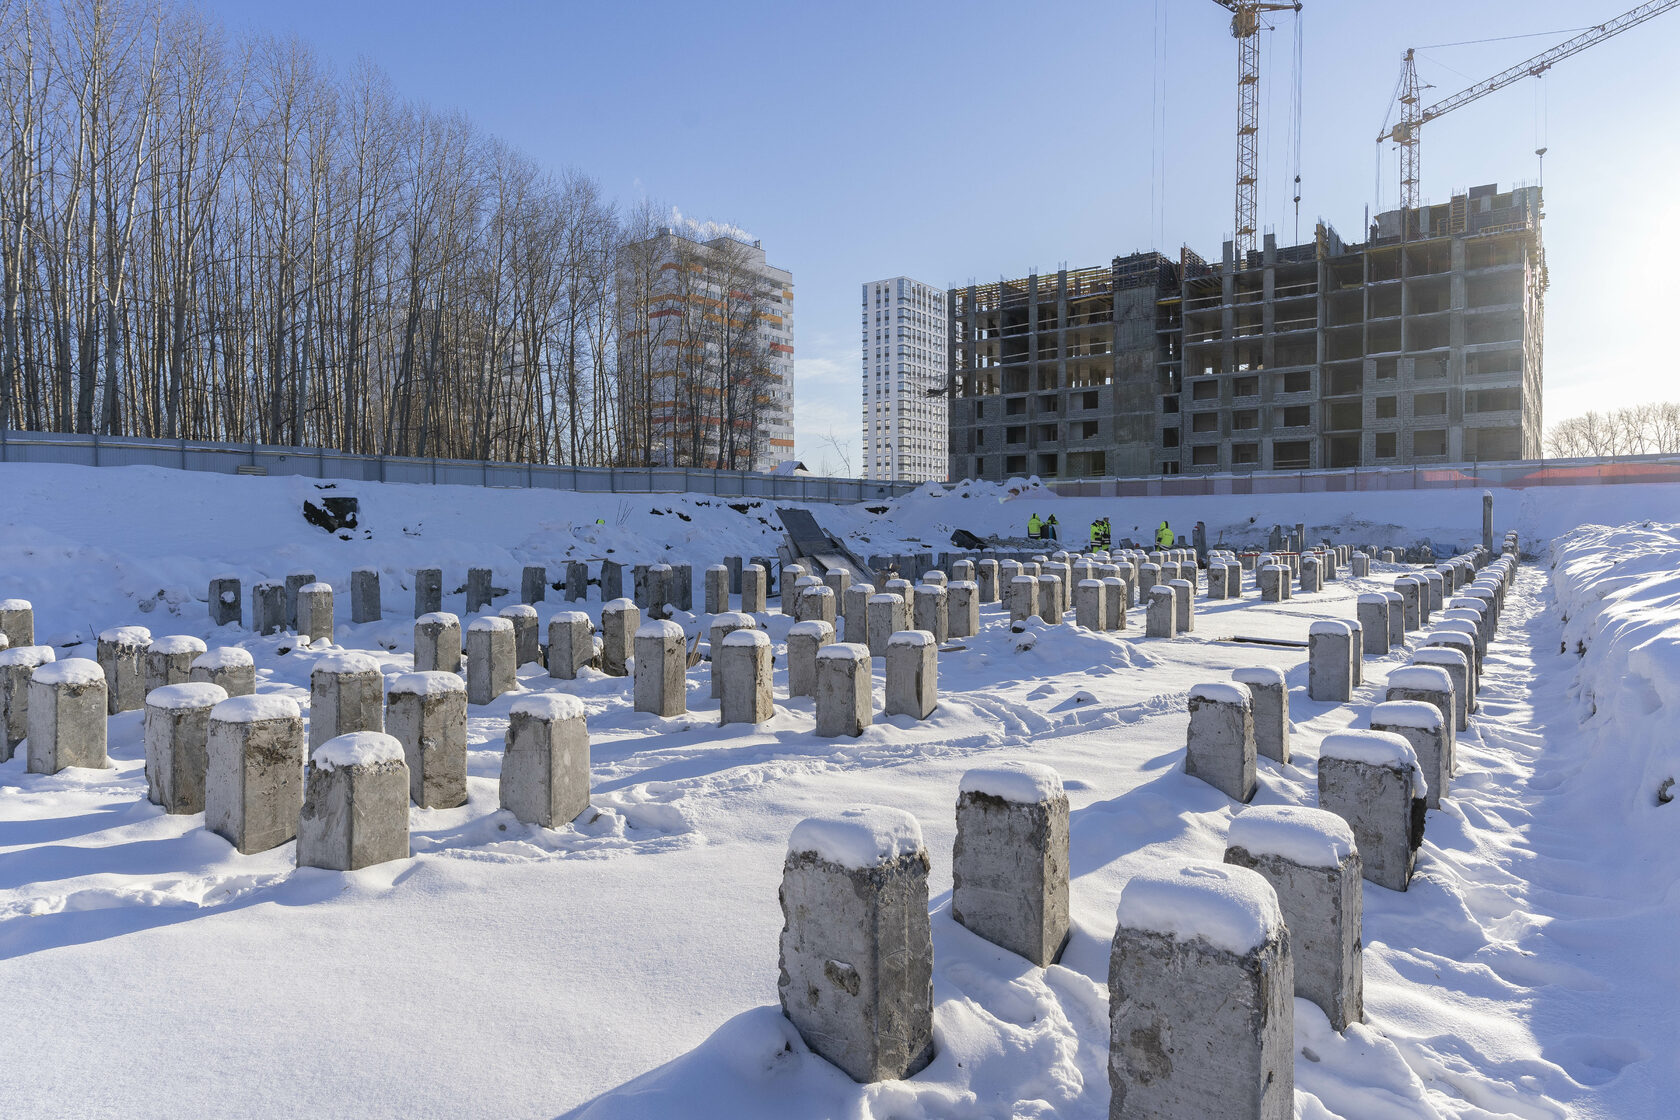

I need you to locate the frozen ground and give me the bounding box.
[0,464,1673,1118]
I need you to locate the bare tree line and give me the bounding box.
[1545,403,1680,459]
[0,0,784,468]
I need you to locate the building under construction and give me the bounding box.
[947,184,1544,479]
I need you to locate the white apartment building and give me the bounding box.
[862,276,948,482]
[620,227,794,472]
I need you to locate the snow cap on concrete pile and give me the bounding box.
[817,643,870,664]
[635,619,684,640]
[193,646,253,670]
[721,628,770,649]
[146,682,229,710]
[312,730,406,771]
[1227,805,1356,869]
[0,645,55,668]
[888,630,935,648]
[98,626,152,645]
[959,761,1063,804]
[1116,863,1285,954]
[1309,620,1353,637]
[1232,665,1285,688]
[509,693,585,721]
[1320,728,1427,795]
[299,582,331,594]
[788,805,925,869]
[468,616,514,632]
[212,695,301,723]
[416,611,460,627]
[32,658,105,687]
[1190,681,1251,707]
[1370,699,1442,730]
[710,612,756,630]
[313,651,382,675]
[387,671,466,697]
[152,635,207,656]
[1388,665,1454,694]
[0,598,32,611]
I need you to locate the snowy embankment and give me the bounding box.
[0,463,1674,1119]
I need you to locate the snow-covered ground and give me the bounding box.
[0,464,1673,1118]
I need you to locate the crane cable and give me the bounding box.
[1291,11,1304,243]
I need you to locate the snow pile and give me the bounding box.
[312,731,406,771]
[786,806,924,868]
[1226,805,1355,868]
[1115,863,1284,954]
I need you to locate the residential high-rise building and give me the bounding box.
[862,276,948,482]
[618,227,794,472]
[947,184,1544,479]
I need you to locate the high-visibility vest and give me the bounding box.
[1028,515,1042,537]
[1156,525,1172,547]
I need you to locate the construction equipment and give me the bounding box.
[775,508,879,585]
[1380,2,1679,213]
[1212,1,1303,263]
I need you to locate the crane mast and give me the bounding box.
[1383,1,1679,212]
[1213,1,1301,264]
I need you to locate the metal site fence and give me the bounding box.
[0,429,920,505]
[3,429,1676,501]
[1047,456,1680,497]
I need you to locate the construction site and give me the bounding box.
[945,2,1670,481]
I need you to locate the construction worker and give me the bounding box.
[1156,520,1173,549]
[1089,519,1103,547]
[1027,512,1043,540]
[1045,514,1060,541]
[1101,517,1113,548]
[1192,520,1208,563]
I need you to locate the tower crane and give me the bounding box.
[1380,1,1679,214]
[1212,1,1302,263]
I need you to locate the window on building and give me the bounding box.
[1282,371,1311,394]
[1006,425,1026,445]
[1191,379,1219,401]
[1273,440,1311,468]
[1375,432,1397,458]
[1232,442,1259,464]
[1233,409,1259,430]
[1376,396,1397,419]
[1282,405,1311,427]
[1413,429,1447,457]
[1415,392,1447,417]
[1162,427,1180,449]
[1191,412,1218,433]
[1079,420,1099,439]
[1233,376,1260,398]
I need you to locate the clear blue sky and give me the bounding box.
[203,0,1680,474]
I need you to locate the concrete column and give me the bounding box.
[285,571,316,629]
[145,635,207,695]
[600,559,625,602]
[1258,564,1287,602]
[633,620,687,717]
[976,559,999,603]
[298,732,411,871]
[815,643,872,737]
[466,617,516,705]
[725,556,744,595]
[0,598,34,646]
[1443,605,1490,662]
[1318,729,1427,891]
[547,612,595,680]
[501,693,591,828]
[1422,630,1478,705]
[885,630,936,719]
[599,599,639,677]
[1351,553,1370,577]
[911,583,947,644]
[97,625,152,713]
[1371,698,1450,809]
[1075,579,1106,631]
[144,681,228,814]
[206,695,306,854]
[466,568,495,614]
[1412,645,1472,730]
[297,583,334,644]
[786,620,834,699]
[646,563,675,620]
[1110,864,1293,1119]
[799,585,838,628]
[670,562,694,612]
[1167,578,1194,633]
[1356,594,1390,655]
[718,629,773,725]
[351,568,382,623]
[867,593,908,658]
[520,565,547,606]
[1,644,54,760]
[1185,681,1257,802]
[1381,589,1405,649]
[1145,584,1176,638]
[1102,577,1127,630]
[209,576,242,627]
[708,612,757,698]
[1380,549,1397,563]
[1346,620,1365,688]
[841,582,873,645]
[1307,620,1355,702]
[1422,571,1445,614]
[824,567,852,601]
[1036,575,1062,624]
[1393,577,1422,630]
[1008,576,1038,625]
[26,658,108,774]
[998,559,1022,593]
[780,564,809,616]
[190,648,255,697]
[779,806,933,1082]
[1301,555,1321,594]
[414,612,462,674]
[1207,561,1229,600]
[951,560,975,584]
[1232,665,1290,764]
[947,581,979,639]
[1384,664,1456,768]
[1224,805,1363,1030]
[1137,562,1161,601]
[309,652,384,749]
[705,565,730,614]
[953,763,1069,967]
[1482,490,1494,553]
[883,578,915,626]
[565,561,589,603]
[385,671,468,808]
[1044,562,1072,614]
[414,568,443,616]
[740,564,769,613]
[499,604,541,667]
